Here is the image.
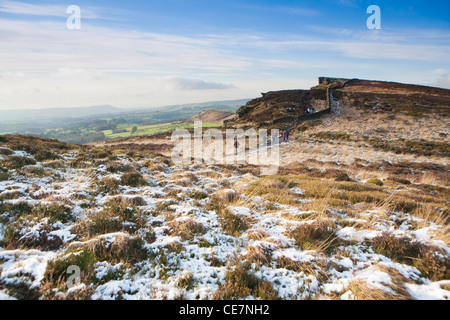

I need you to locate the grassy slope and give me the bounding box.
[102,122,221,139]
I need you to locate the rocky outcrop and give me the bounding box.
[227,77,450,128]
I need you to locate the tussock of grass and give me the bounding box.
[347,280,402,300]
[219,209,249,236]
[213,257,278,300]
[97,177,121,194]
[0,171,10,181]
[73,202,146,239]
[367,178,384,186]
[412,205,449,244]
[144,160,169,173]
[105,196,147,207]
[0,202,33,219]
[44,234,147,288]
[371,233,450,281]
[42,160,66,169]
[0,223,64,251]
[33,204,74,224]
[208,189,240,213]
[176,272,195,290]
[120,172,147,187]
[2,156,36,169]
[1,282,41,300]
[167,219,207,241]
[289,221,339,253]
[276,257,327,281]
[106,161,136,174]
[0,148,14,156]
[244,244,273,265]
[247,229,270,241]
[34,150,62,162]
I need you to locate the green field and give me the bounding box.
[103,121,221,139]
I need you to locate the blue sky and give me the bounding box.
[0,0,449,109]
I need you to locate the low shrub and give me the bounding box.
[372,233,450,281]
[120,172,147,187]
[367,178,384,186]
[0,148,14,156]
[168,219,206,241]
[98,177,121,194]
[219,209,249,236]
[32,204,74,224]
[290,221,338,252]
[214,258,278,300]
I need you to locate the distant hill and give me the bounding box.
[188,109,235,125]
[0,105,122,123]
[148,99,250,114]
[0,98,251,143]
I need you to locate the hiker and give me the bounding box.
[234,137,239,155]
[286,129,290,141]
[282,130,287,142]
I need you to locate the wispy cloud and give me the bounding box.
[166,77,235,90]
[0,0,118,20]
[0,0,66,17]
[240,3,320,17]
[279,6,320,17]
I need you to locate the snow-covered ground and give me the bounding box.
[0,141,449,300]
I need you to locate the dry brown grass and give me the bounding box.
[244,176,299,206]
[276,256,327,281]
[213,256,278,300]
[343,265,415,300]
[347,280,397,300]
[412,204,450,245]
[167,219,207,241]
[247,229,270,241]
[243,244,273,265]
[219,208,252,236]
[372,232,450,281]
[288,221,340,253]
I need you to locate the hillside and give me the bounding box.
[228,77,450,134]
[188,109,235,125]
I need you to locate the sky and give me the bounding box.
[0,0,449,110]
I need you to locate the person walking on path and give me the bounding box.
[234,137,239,155]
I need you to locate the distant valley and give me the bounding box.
[0,99,250,144]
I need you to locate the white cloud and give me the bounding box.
[434,73,450,89]
[166,77,235,91]
[0,0,66,17]
[432,68,448,74]
[0,0,116,19]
